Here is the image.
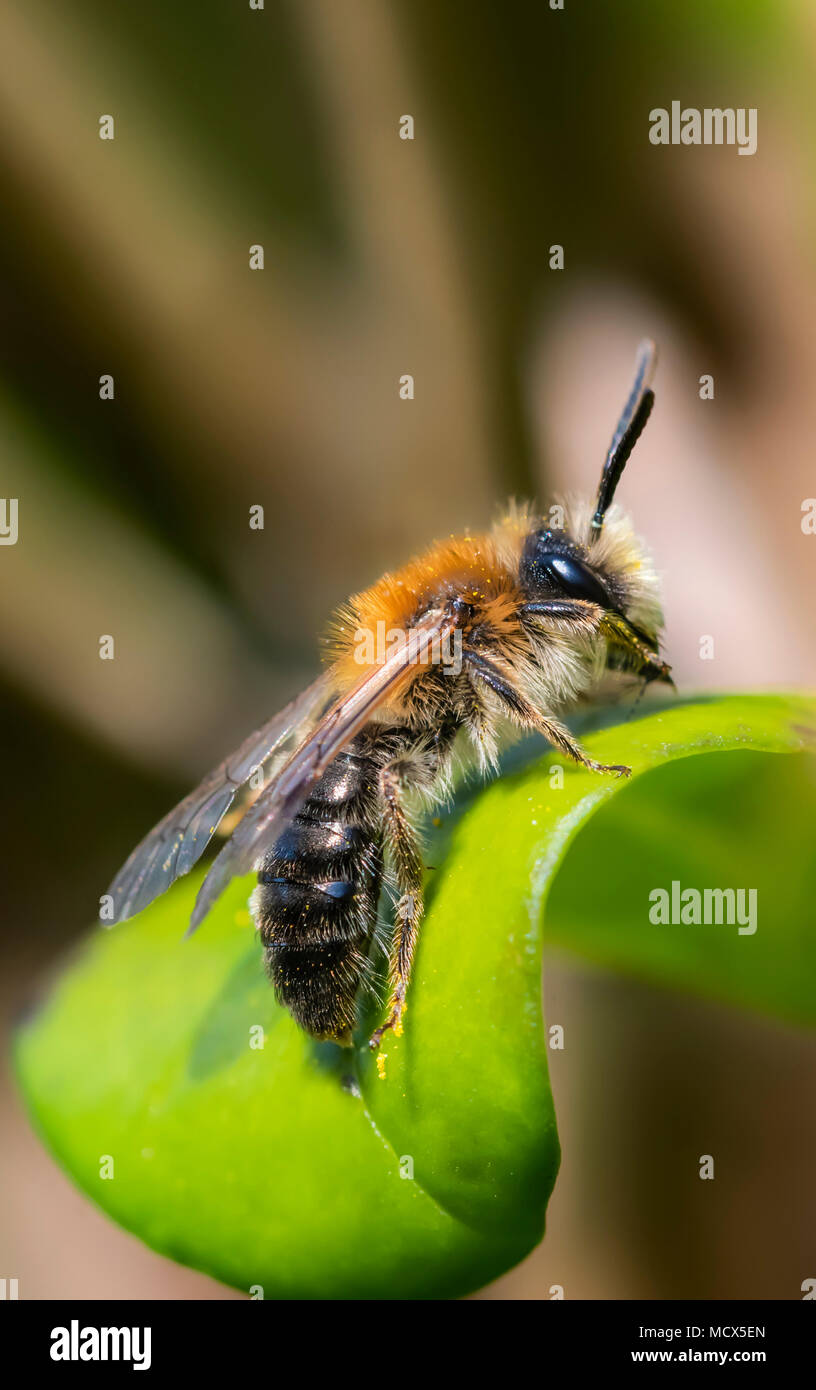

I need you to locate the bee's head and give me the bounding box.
[519,517,672,685]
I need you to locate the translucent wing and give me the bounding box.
[186,609,456,935]
[106,671,335,923]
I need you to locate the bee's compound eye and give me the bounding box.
[544,554,611,608]
[520,527,613,608]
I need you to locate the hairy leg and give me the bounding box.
[463,648,631,777]
[369,760,426,1050]
[520,600,672,686]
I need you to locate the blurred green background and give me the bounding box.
[1,0,814,1298]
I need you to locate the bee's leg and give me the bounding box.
[598,610,674,686]
[368,761,424,1051]
[521,601,673,687]
[527,711,631,778]
[464,648,631,778]
[519,599,597,622]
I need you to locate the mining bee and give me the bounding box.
[108,340,671,1050]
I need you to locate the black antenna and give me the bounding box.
[590,338,657,534]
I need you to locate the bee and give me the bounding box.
[107,339,671,1051]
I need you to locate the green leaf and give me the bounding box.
[545,740,816,1027]
[14,693,815,1298]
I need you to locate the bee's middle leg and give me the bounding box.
[369,761,424,1051]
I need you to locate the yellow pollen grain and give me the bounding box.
[376,1054,387,1080]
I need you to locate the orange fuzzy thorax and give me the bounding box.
[324,531,523,712]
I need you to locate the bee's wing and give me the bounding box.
[106,671,336,923]
[186,609,456,935]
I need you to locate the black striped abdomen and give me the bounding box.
[253,737,384,1043]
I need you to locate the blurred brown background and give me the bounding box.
[1,0,814,1298]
